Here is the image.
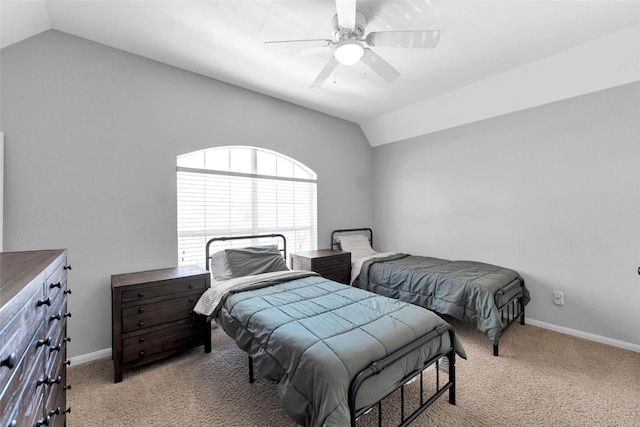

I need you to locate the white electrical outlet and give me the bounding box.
[552,291,564,306]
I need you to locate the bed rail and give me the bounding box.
[331,228,373,250]
[348,326,457,426]
[205,233,287,271]
[494,293,526,356]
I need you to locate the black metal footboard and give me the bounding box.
[493,285,526,356]
[348,327,457,427]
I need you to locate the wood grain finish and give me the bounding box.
[0,249,71,427]
[111,265,211,383]
[290,249,351,285]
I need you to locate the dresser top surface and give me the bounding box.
[0,249,66,295]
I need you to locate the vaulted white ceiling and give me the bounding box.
[2,1,640,146]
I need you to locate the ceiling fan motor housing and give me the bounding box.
[331,11,367,42]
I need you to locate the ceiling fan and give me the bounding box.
[264,0,440,88]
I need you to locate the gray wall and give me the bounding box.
[1,30,374,357]
[373,82,640,347]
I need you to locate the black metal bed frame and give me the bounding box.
[348,327,457,427]
[205,233,287,270]
[204,233,458,427]
[331,227,526,357]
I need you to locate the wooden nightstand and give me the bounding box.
[290,249,351,285]
[111,265,211,383]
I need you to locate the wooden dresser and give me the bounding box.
[0,249,72,427]
[111,265,211,383]
[290,249,351,285]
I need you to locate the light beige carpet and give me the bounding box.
[67,318,640,426]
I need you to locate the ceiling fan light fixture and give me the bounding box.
[334,40,364,65]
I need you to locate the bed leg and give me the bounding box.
[447,348,456,405]
[520,298,526,325]
[248,356,254,383]
[493,343,499,357]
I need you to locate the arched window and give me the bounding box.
[177,146,317,267]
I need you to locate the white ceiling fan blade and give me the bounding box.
[335,0,357,29]
[361,49,400,83]
[310,56,340,88]
[264,39,333,49]
[366,30,440,48]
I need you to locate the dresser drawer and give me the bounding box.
[44,356,68,427]
[121,278,207,303]
[46,291,68,333]
[0,290,46,388]
[44,261,67,304]
[122,294,200,332]
[0,330,47,427]
[47,318,68,373]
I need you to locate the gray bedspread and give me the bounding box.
[355,254,530,344]
[216,274,466,427]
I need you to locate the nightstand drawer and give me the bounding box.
[321,269,350,284]
[122,278,207,303]
[122,295,200,332]
[313,256,349,270]
[122,320,207,363]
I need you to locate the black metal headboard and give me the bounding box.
[205,234,287,271]
[331,228,373,250]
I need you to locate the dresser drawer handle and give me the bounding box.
[37,375,50,387]
[64,312,72,318]
[64,265,72,271]
[49,313,61,322]
[49,282,62,289]
[37,337,52,348]
[9,420,17,427]
[48,407,61,417]
[35,416,50,427]
[139,337,145,343]
[189,297,194,302]
[188,284,194,289]
[137,292,145,298]
[64,384,72,391]
[1,353,17,370]
[37,297,52,307]
[138,321,145,328]
[65,360,71,366]
[138,307,145,314]
[64,289,72,295]
[47,376,62,385]
[139,351,145,358]
[63,407,71,415]
[50,345,62,353]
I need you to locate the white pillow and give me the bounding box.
[210,250,233,281]
[336,234,377,260]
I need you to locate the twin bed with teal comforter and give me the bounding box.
[194,234,466,427]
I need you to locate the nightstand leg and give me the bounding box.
[204,320,212,353]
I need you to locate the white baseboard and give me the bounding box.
[69,348,111,366]
[526,318,640,353]
[68,319,639,366]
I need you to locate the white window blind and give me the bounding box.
[177,146,317,268]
